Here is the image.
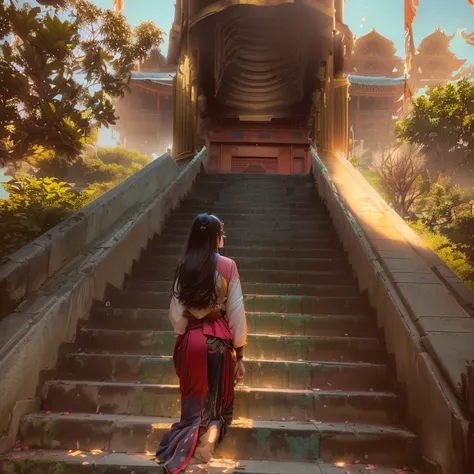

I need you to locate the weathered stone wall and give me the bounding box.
[0,150,206,453]
[311,150,473,474]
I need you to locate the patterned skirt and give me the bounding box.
[155,318,235,473]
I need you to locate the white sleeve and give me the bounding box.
[169,294,188,335]
[226,271,247,348]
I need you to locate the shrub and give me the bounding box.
[96,147,150,168]
[30,146,150,184]
[415,177,468,233]
[0,176,84,258]
[410,221,474,288]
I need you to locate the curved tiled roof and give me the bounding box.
[131,71,176,86]
[348,75,405,87]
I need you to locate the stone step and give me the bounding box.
[176,204,329,218]
[131,265,355,285]
[172,209,331,221]
[184,193,318,203]
[57,354,390,390]
[123,280,360,297]
[2,453,416,474]
[74,330,384,363]
[97,292,368,315]
[166,217,333,231]
[133,265,354,285]
[42,381,400,425]
[134,255,350,274]
[181,199,324,211]
[152,233,340,249]
[188,189,320,199]
[191,177,315,186]
[198,173,314,182]
[147,244,344,259]
[17,413,419,465]
[159,226,337,240]
[88,309,375,337]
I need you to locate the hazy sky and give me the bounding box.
[92,0,474,65]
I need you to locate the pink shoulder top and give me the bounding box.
[168,255,247,348]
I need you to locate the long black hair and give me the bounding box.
[173,213,224,309]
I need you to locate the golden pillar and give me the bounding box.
[333,76,350,157]
[172,55,198,161]
[317,54,335,156]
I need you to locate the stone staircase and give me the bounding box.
[1,173,420,473]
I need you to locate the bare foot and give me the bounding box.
[193,424,219,463]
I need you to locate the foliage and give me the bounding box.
[82,180,116,203]
[396,79,474,174]
[448,205,474,260]
[349,154,363,168]
[414,177,468,233]
[0,0,164,165]
[29,146,151,183]
[0,145,150,258]
[0,175,84,258]
[410,221,474,289]
[376,143,428,218]
[96,146,150,168]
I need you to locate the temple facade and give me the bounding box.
[167,0,352,174]
[346,30,405,152]
[113,50,175,155]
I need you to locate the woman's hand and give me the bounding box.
[218,297,227,312]
[235,359,245,381]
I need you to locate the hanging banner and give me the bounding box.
[113,0,124,12]
[404,0,419,73]
[404,0,419,31]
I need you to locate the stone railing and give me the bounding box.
[0,150,207,453]
[311,149,473,474]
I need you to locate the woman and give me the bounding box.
[156,213,247,473]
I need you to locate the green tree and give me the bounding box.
[396,79,474,176]
[415,177,468,233]
[0,0,164,165]
[0,175,84,257]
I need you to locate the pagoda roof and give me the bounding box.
[417,28,456,50]
[130,72,176,95]
[131,71,175,86]
[353,29,398,55]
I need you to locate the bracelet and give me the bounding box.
[236,355,244,361]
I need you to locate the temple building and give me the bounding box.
[410,28,466,91]
[167,0,353,174]
[345,29,405,152]
[112,50,176,155]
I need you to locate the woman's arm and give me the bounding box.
[226,261,247,353]
[169,294,187,335]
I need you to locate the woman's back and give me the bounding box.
[169,253,247,348]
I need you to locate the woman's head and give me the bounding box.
[173,214,224,309]
[187,213,225,252]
